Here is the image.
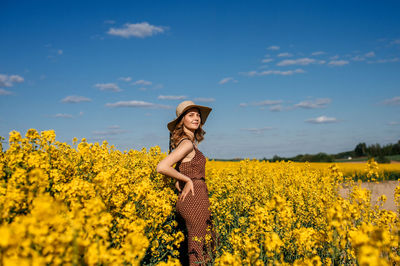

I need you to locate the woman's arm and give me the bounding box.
[156,139,193,183]
[157,139,195,201]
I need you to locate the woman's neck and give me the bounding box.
[183,127,195,142]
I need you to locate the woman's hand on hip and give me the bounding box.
[180,179,194,202]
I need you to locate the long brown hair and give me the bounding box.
[168,109,206,154]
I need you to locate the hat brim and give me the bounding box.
[167,104,212,132]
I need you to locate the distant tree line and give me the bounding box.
[267,152,336,163]
[264,140,400,163]
[354,140,400,157]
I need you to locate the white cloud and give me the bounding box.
[390,39,400,45]
[351,51,375,62]
[388,121,400,125]
[0,74,24,87]
[132,79,152,86]
[311,51,325,56]
[94,83,121,92]
[241,126,274,134]
[108,125,120,129]
[131,83,162,91]
[61,95,92,103]
[305,115,338,124]
[194,97,215,103]
[45,45,63,59]
[152,83,164,89]
[294,98,331,109]
[253,100,283,106]
[368,57,399,64]
[0,88,13,95]
[328,60,349,66]
[243,71,258,76]
[277,58,322,66]
[119,77,132,82]
[240,69,305,76]
[107,22,168,38]
[218,77,238,84]
[269,105,283,112]
[267,45,280,50]
[158,95,187,100]
[240,102,285,111]
[365,51,375,57]
[9,75,24,83]
[351,55,365,61]
[105,100,171,109]
[137,83,163,91]
[54,113,73,118]
[381,96,400,105]
[261,58,274,63]
[277,52,292,57]
[330,55,339,60]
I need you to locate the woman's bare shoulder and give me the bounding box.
[164,139,193,164]
[176,138,194,150]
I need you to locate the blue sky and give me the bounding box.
[1,0,399,159]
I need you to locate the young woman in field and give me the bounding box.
[156,100,216,265]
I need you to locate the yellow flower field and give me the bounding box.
[0,129,399,265]
[209,160,400,182]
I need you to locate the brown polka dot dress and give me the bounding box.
[174,138,216,266]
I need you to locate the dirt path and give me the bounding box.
[339,181,399,212]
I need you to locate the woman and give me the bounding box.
[156,100,216,265]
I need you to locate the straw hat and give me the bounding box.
[167,100,212,132]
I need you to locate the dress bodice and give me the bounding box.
[174,138,206,180]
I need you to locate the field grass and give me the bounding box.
[333,155,400,163]
[334,156,369,162]
[387,154,400,161]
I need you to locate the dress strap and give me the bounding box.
[176,137,194,147]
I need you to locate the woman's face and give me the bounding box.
[182,107,201,132]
